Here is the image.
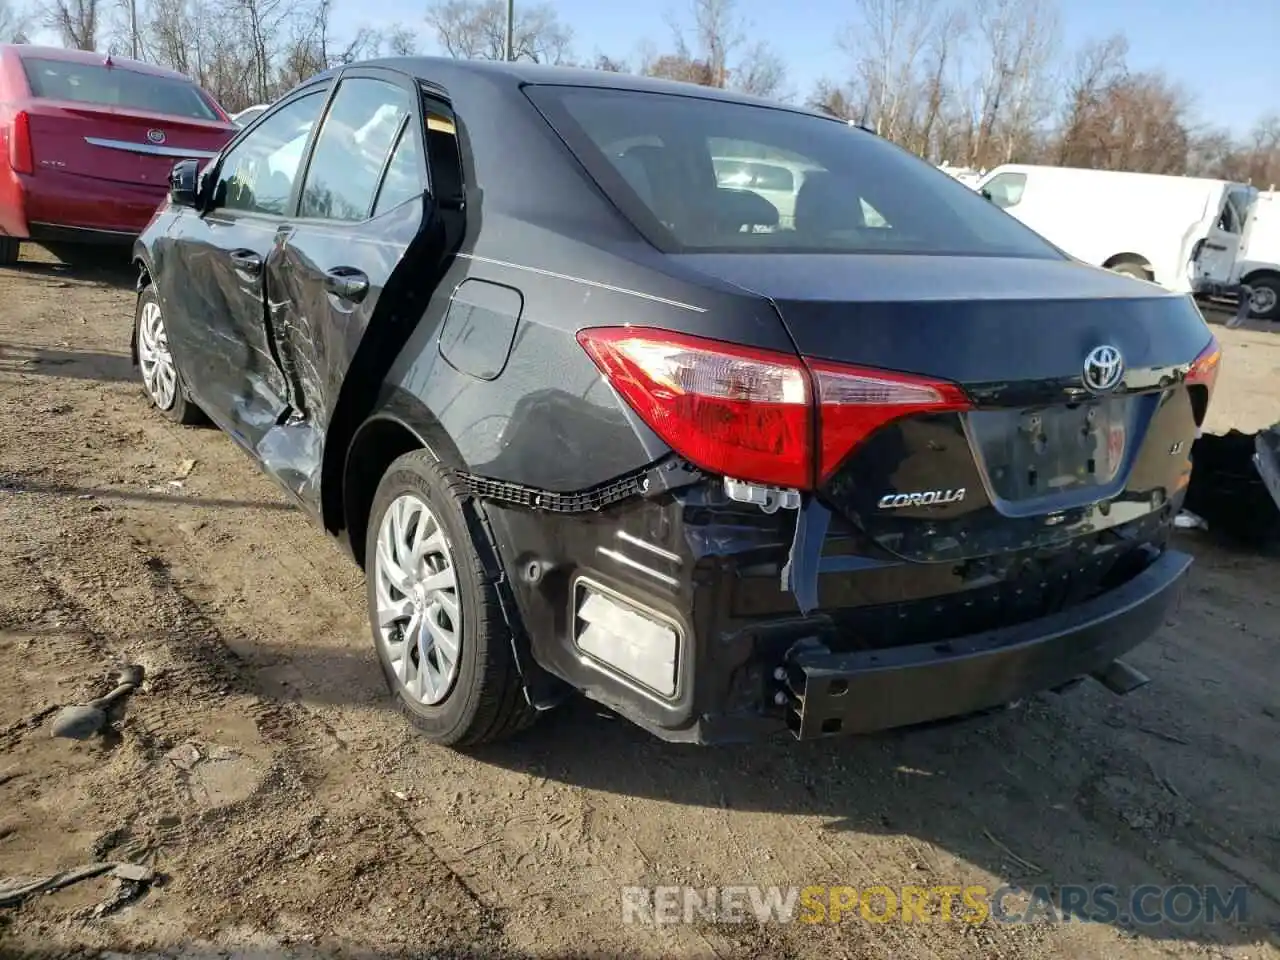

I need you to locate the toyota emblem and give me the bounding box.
[1082,344,1124,394]
[147,128,166,144]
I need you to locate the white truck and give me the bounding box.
[974,163,1256,299]
[1232,190,1280,321]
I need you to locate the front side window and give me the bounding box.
[214,90,327,217]
[21,57,218,121]
[299,78,414,222]
[526,86,1060,258]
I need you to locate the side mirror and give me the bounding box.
[980,188,994,202]
[168,158,201,208]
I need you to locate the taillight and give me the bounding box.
[809,361,972,482]
[10,110,33,175]
[1185,336,1221,392]
[577,327,812,489]
[576,327,972,490]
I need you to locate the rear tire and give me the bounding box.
[365,450,538,748]
[135,287,205,426]
[1245,276,1280,322]
[0,237,20,266]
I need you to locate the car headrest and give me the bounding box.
[794,169,865,235]
[715,188,780,232]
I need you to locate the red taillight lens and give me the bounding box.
[1185,336,1221,393]
[577,327,973,490]
[810,361,972,482]
[10,110,33,175]
[576,327,813,489]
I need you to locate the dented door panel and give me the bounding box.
[257,199,422,512]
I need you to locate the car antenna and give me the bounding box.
[103,54,114,68]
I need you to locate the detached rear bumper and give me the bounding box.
[779,548,1192,739]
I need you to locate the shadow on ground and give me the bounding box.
[0,341,134,383]
[2,242,137,291]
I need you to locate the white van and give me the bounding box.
[1232,190,1280,321]
[975,163,1256,296]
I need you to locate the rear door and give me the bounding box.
[17,55,234,188]
[260,69,451,513]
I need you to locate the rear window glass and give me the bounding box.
[21,58,217,121]
[526,86,1061,258]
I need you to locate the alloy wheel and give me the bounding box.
[373,494,462,705]
[137,300,178,411]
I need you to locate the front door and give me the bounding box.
[259,71,440,515]
[1195,186,1255,285]
[165,86,330,450]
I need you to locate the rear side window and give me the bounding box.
[526,86,1060,258]
[20,57,218,121]
[372,122,424,218]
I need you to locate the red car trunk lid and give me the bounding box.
[24,103,232,188]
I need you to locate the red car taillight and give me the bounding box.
[10,110,33,175]
[576,327,972,490]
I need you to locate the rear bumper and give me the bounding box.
[481,484,1191,746]
[2,170,165,240]
[779,547,1191,739]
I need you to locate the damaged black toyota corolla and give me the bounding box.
[131,57,1222,747]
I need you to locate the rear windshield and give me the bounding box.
[21,57,218,121]
[526,85,1061,258]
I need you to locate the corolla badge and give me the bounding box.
[1082,344,1124,393]
[878,488,966,509]
[147,128,166,144]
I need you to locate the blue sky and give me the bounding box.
[331,0,1278,135]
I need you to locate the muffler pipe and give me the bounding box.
[1090,659,1151,696]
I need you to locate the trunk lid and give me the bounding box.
[24,101,233,189]
[674,253,1215,562]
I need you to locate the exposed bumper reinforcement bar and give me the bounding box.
[778,548,1193,740]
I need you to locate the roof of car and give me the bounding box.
[318,56,838,122]
[1,43,194,81]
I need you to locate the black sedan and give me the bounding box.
[132,57,1221,748]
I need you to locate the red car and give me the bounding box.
[0,44,236,265]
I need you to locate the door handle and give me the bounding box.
[324,267,369,304]
[1204,242,1229,251]
[229,249,262,275]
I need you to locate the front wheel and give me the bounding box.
[135,287,205,425]
[366,450,538,748]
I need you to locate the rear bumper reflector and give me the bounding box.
[777,547,1192,740]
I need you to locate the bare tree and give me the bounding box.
[964,0,1059,167]
[842,0,942,143]
[45,0,99,49]
[383,23,419,55]
[0,0,32,41]
[643,0,786,98]
[1055,33,1127,164]
[425,0,572,63]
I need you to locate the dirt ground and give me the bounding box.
[2,243,1280,960]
